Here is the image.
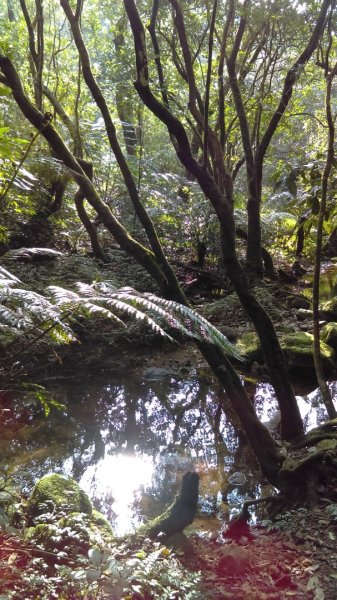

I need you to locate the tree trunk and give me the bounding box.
[138,472,199,539]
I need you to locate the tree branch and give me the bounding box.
[258,0,332,163]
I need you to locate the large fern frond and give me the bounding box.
[50,282,241,359]
[0,267,242,361]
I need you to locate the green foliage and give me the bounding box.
[21,383,65,417]
[1,535,202,599]
[0,268,241,361]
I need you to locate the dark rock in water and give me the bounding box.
[288,296,311,310]
[3,247,63,262]
[142,367,174,380]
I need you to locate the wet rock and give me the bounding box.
[142,367,175,380]
[228,472,247,486]
[288,296,311,310]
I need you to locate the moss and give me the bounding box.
[91,509,114,536]
[27,473,92,521]
[321,322,337,352]
[317,438,337,451]
[235,330,336,376]
[235,332,262,364]
[24,523,59,548]
[281,332,335,376]
[320,298,337,318]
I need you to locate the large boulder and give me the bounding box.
[282,332,335,377]
[319,298,337,321]
[26,473,93,522]
[25,474,113,554]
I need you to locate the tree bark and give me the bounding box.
[123,0,303,442]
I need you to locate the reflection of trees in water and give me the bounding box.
[1,376,266,514]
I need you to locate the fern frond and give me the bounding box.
[0,266,21,286]
[143,293,242,360]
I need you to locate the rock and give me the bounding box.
[24,475,114,555]
[3,247,62,262]
[27,473,93,522]
[92,509,114,536]
[282,332,336,377]
[236,331,336,377]
[235,331,263,364]
[288,296,311,310]
[228,472,247,486]
[321,322,337,353]
[217,325,239,341]
[142,367,174,380]
[319,298,337,321]
[295,308,313,321]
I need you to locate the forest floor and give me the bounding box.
[1,249,337,599]
[180,503,337,600]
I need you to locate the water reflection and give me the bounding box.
[1,375,336,535]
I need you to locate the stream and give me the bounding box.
[2,263,337,536]
[1,372,336,536]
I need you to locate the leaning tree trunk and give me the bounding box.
[123,0,304,442]
[0,54,287,485]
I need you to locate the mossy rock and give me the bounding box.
[319,298,337,321]
[92,509,114,537]
[27,473,92,522]
[321,322,337,353]
[25,510,114,555]
[235,332,263,365]
[282,332,335,377]
[24,523,60,550]
[236,331,335,377]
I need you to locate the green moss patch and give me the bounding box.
[27,473,93,521]
[236,331,336,377]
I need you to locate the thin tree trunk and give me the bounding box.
[122,0,304,441]
[0,53,285,485]
[313,58,337,419]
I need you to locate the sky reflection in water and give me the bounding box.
[1,375,336,534]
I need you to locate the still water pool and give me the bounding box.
[1,374,336,535]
